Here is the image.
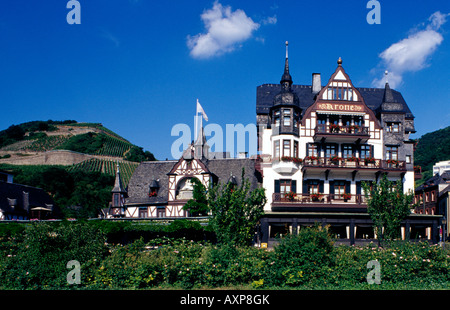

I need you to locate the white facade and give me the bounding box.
[259,59,415,213]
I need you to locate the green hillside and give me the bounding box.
[0,120,156,162]
[0,120,156,218]
[414,125,450,186]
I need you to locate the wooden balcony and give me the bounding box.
[272,193,368,212]
[314,124,370,143]
[302,157,406,172]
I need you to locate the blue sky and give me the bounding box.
[0,0,449,160]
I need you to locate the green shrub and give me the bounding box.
[0,222,107,289]
[264,225,335,287]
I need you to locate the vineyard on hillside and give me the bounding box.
[94,134,133,158]
[67,158,139,186]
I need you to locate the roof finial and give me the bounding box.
[285,41,289,59]
[337,57,342,66]
[384,70,389,84]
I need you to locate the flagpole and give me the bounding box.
[194,99,198,142]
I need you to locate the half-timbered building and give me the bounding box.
[106,132,262,219]
[256,43,441,246]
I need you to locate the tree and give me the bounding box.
[362,174,414,244]
[182,178,209,216]
[208,169,267,246]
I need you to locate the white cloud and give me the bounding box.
[187,1,260,59]
[372,11,449,88]
[262,15,277,25]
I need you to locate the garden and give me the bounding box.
[0,221,448,290]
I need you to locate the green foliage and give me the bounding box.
[0,221,448,289]
[415,126,450,185]
[0,120,74,149]
[362,174,414,242]
[56,132,107,155]
[208,169,267,246]
[0,222,107,289]
[415,126,450,173]
[183,178,210,216]
[124,145,156,162]
[264,225,335,287]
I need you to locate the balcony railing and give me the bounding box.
[273,193,368,205]
[302,157,406,171]
[315,124,369,136]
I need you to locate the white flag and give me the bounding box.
[196,99,208,121]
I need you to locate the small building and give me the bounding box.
[105,133,262,219]
[0,181,56,220]
[415,170,450,240]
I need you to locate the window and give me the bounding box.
[342,144,354,159]
[139,207,148,218]
[274,140,280,159]
[294,111,299,128]
[386,122,400,133]
[360,145,372,159]
[334,180,347,196]
[325,144,337,158]
[308,180,320,194]
[280,180,292,194]
[342,116,352,127]
[157,208,166,218]
[307,143,319,157]
[274,110,280,126]
[354,116,363,127]
[283,109,291,126]
[283,140,291,157]
[113,194,120,207]
[386,146,398,160]
[317,114,327,125]
[293,141,299,158]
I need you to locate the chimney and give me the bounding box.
[312,73,321,94]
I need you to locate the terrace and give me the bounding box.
[272,192,368,212]
[302,157,406,171]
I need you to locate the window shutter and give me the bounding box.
[274,180,280,193]
[356,181,361,195]
[319,181,324,193]
[303,180,308,194]
[291,180,297,193]
[345,181,350,194]
[329,181,335,194]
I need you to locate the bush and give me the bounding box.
[264,225,335,287]
[0,222,107,289]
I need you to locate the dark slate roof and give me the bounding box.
[126,161,176,205]
[0,181,54,215]
[416,170,450,192]
[125,158,262,206]
[206,158,262,190]
[256,84,414,119]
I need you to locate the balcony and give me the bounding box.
[314,124,370,143]
[302,157,406,172]
[272,193,368,212]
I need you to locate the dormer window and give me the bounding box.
[149,179,160,197]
